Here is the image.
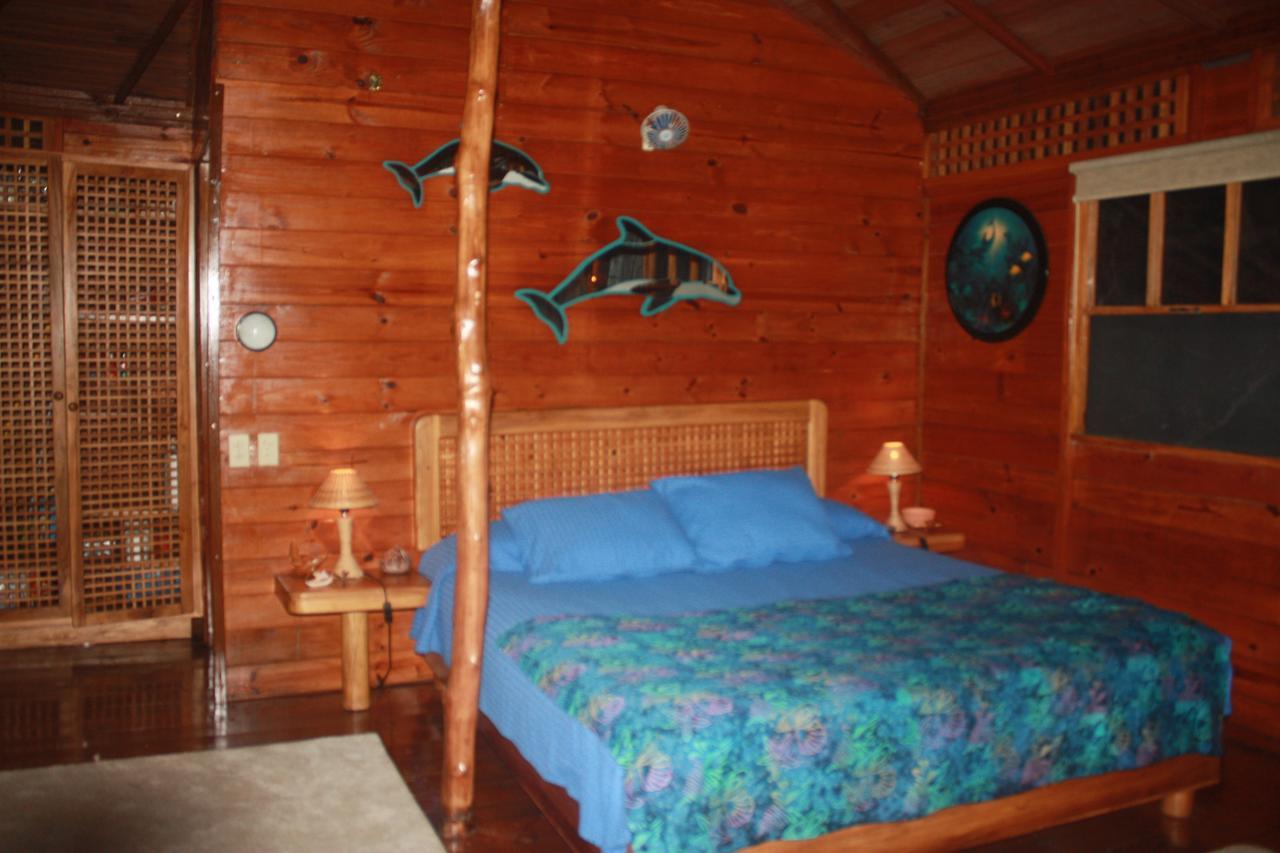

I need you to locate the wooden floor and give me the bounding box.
[1,640,1277,852]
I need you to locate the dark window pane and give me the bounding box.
[1086,313,1280,458]
[1096,194,1149,306]
[1162,185,1224,305]
[1238,177,1280,304]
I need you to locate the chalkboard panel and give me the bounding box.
[1086,313,1280,458]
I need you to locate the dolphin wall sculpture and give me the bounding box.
[516,216,740,344]
[383,139,550,207]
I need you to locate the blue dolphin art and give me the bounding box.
[516,217,741,344]
[383,139,550,208]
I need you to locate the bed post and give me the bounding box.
[1160,788,1196,819]
[443,0,502,840]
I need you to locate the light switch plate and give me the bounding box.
[258,432,279,466]
[229,433,251,468]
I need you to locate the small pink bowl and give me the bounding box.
[902,507,936,528]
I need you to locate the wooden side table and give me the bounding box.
[892,528,966,554]
[274,573,430,711]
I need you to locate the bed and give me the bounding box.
[409,399,1227,852]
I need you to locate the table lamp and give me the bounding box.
[866,441,922,533]
[309,467,378,580]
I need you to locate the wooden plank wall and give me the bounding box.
[922,57,1280,745]
[922,161,1068,577]
[214,0,924,700]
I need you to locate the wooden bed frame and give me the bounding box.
[412,398,1220,850]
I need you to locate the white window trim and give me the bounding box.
[1071,129,1280,201]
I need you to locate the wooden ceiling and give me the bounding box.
[780,0,1280,125]
[1,0,1278,129]
[0,0,201,112]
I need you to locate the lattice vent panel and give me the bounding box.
[0,160,60,611]
[75,172,183,617]
[436,421,808,535]
[0,115,49,151]
[929,75,1184,177]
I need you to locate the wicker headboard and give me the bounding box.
[412,399,828,550]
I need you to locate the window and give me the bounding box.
[1070,131,1280,458]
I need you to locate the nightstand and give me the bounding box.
[274,573,430,711]
[892,528,965,554]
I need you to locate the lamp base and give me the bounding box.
[332,553,364,581]
[885,475,908,532]
[333,512,364,580]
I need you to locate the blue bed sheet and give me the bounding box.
[410,537,995,852]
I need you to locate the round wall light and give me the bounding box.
[235,311,277,351]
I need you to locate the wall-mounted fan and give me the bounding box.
[641,106,690,151]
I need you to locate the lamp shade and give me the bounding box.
[866,441,922,477]
[309,467,378,511]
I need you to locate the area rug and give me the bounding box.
[0,733,446,852]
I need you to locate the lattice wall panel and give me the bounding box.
[436,421,808,535]
[929,75,1185,177]
[75,171,183,617]
[0,115,49,151]
[0,160,61,612]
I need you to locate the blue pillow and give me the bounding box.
[489,518,525,572]
[651,467,851,570]
[502,490,698,584]
[416,519,527,584]
[823,499,890,541]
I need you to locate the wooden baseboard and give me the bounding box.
[0,613,196,649]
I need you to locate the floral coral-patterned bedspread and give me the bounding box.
[499,574,1229,852]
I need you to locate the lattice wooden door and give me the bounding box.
[1,152,194,636]
[0,158,65,615]
[68,166,192,624]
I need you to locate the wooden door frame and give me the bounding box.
[195,83,227,710]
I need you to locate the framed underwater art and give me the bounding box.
[945,199,1048,342]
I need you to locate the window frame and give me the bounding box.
[1067,132,1280,460]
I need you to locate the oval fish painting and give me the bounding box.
[944,199,1048,342]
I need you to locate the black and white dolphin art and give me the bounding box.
[516,217,740,344]
[383,139,550,207]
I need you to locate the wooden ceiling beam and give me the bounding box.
[114,0,194,105]
[944,0,1054,76]
[0,82,192,127]
[190,0,215,159]
[924,12,1280,129]
[1154,0,1220,31]
[775,0,925,106]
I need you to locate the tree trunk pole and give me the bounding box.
[443,0,501,840]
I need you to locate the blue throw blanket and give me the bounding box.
[499,574,1229,852]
